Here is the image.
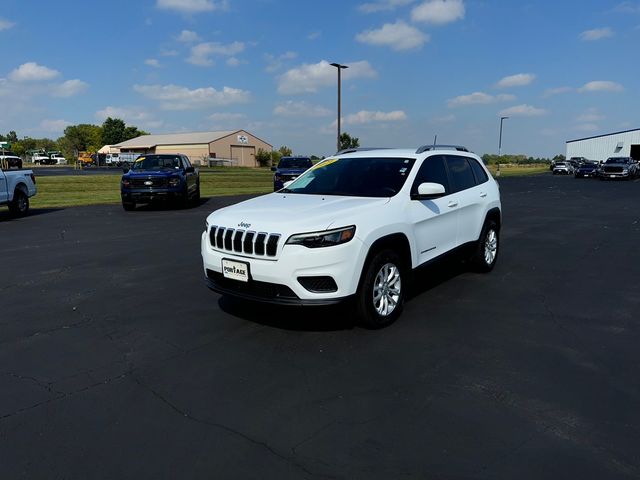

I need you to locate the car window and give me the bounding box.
[468,158,489,185]
[446,155,477,192]
[183,156,192,169]
[411,155,450,195]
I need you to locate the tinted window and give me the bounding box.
[468,158,489,184]
[183,156,192,168]
[411,155,449,195]
[285,157,415,197]
[279,157,312,169]
[446,155,476,192]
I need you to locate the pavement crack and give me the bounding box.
[133,376,336,479]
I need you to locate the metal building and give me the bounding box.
[115,130,273,167]
[566,128,640,163]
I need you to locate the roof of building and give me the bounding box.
[115,131,237,148]
[566,128,640,144]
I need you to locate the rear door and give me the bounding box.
[0,169,7,203]
[182,156,197,194]
[407,155,459,264]
[445,155,489,245]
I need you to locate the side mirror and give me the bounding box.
[270,166,277,171]
[411,182,446,200]
[185,166,195,173]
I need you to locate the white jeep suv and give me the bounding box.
[201,146,501,327]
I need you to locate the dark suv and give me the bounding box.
[120,154,200,210]
[598,157,638,180]
[271,156,312,191]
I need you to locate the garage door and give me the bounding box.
[230,146,256,167]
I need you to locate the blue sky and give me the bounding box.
[0,0,638,157]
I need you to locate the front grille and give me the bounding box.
[130,177,169,188]
[207,270,298,300]
[298,276,338,293]
[604,166,623,173]
[280,174,299,182]
[209,226,281,258]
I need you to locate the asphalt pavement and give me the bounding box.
[1,174,639,479]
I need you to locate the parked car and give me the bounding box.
[0,160,37,216]
[574,162,598,178]
[202,145,501,328]
[271,156,313,191]
[0,151,22,169]
[120,154,200,210]
[553,162,573,175]
[598,157,638,180]
[49,153,67,165]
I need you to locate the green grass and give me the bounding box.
[29,164,549,208]
[31,167,274,208]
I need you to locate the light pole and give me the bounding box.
[498,116,509,157]
[330,62,348,152]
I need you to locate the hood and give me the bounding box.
[275,168,309,175]
[126,169,178,177]
[208,193,390,234]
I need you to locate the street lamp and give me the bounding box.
[498,116,509,157]
[330,62,348,152]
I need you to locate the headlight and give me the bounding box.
[274,174,282,182]
[286,226,356,248]
[169,177,181,187]
[122,178,131,187]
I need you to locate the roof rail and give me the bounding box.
[335,147,392,155]
[416,144,469,154]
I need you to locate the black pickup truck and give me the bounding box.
[120,154,200,210]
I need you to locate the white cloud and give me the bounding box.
[576,109,603,122]
[95,106,164,129]
[209,112,246,121]
[0,18,15,31]
[133,83,250,110]
[52,79,89,97]
[499,104,547,117]
[574,123,600,132]
[496,73,536,88]
[273,101,332,117]
[580,27,614,41]
[344,110,407,125]
[278,60,377,95]
[578,81,624,93]
[226,57,246,67]
[187,41,245,66]
[9,62,60,82]
[429,114,456,124]
[358,0,414,13]
[307,31,321,40]
[177,30,200,42]
[411,0,465,25]
[40,119,71,132]
[613,2,640,14]
[356,21,429,50]
[264,51,298,73]
[448,92,515,107]
[145,58,161,68]
[542,86,573,98]
[156,0,229,14]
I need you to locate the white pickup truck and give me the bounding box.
[0,163,37,216]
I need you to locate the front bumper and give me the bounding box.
[121,188,183,202]
[201,230,365,303]
[599,171,630,179]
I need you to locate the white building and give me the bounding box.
[566,128,640,162]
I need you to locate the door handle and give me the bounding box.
[447,201,458,208]
[480,192,487,198]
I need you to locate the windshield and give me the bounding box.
[131,155,182,170]
[282,157,415,197]
[555,162,566,166]
[278,158,312,169]
[605,157,629,164]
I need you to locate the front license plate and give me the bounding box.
[222,259,249,282]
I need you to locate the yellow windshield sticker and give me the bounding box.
[135,157,145,162]
[311,158,339,170]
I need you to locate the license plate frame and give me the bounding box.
[222,258,250,283]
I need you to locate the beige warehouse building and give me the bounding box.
[115,130,272,167]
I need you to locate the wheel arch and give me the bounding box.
[356,233,412,292]
[484,207,501,231]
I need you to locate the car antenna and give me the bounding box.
[433,134,437,147]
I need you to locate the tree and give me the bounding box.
[101,117,126,146]
[339,132,359,150]
[278,145,293,157]
[59,124,102,158]
[255,148,272,167]
[6,131,18,143]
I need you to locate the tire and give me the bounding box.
[355,249,405,329]
[191,183,200,206]
[470,220,499,273]
[8,189,29,217]
[122,201,136,211]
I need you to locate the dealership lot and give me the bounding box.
[1,175,639,479]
